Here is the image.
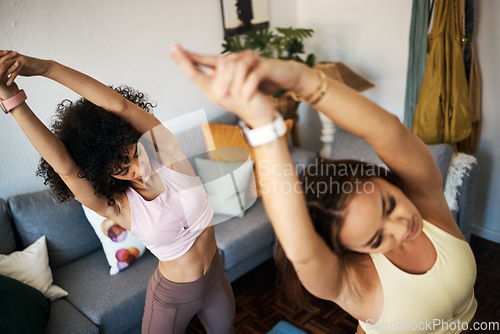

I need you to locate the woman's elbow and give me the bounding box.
[54,165,79,178]
[52,156,80,177]
[110,99,129,114]
[373,114,409,149]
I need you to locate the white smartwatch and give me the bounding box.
[239,112,287,147]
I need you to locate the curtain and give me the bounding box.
[403,0,431,129]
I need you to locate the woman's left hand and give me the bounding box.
[171,45,277,128]
[0,50,51,86]
[0,51,21,98]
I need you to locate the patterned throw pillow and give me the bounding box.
[81,206,146,275]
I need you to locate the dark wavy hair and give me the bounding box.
[274,159,401,310]
[36,86,156,206]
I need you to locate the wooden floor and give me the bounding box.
[186,235,500,333]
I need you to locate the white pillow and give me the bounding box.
[0,236,68,302]
[82,206,146,275]
[195,157,256,221]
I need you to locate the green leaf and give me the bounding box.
[221,35,246,53]
[276,27,314,41]
[220,26,315,62]
[272,89,287,97]
[286,39,305,58]
[305,54,317,67]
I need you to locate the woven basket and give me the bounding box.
[268,91,300,120]
[268,91,300,146]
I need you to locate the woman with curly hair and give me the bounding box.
[0,50,234,334]
[172,46,477,334]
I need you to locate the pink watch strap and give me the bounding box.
[1,90,27,113]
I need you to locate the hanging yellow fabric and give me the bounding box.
[412,0,472,146]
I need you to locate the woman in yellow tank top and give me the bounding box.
[172,45,477,334]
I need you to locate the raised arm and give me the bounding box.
[171,45,346,301]
[283,59,453,229]
[4,50,161,134]
[296,69,443,202]
[0,53,115,218]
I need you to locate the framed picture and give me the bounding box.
[220,0,270,37]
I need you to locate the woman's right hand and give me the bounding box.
[172,45,274,127]
[171,45,313,101]
[0,50,51,86]
[171,44,315,128]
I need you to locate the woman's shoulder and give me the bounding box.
[407,187,465,241]
[422,210,466,242]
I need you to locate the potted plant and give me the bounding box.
[222,27,316,67]
[222,27,316,145]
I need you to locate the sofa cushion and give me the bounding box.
[330,127,383,164]
[202,122,254,161]
[45,298,99,334]
[52,250,157,334]
[427,144,454,183]
[201,120,294,162]
[214,198,275,269]
[0,236,68,301]
[290,147,319,174]
[0,199,16,255]
[8,190,101,269]
[329,127,453,182]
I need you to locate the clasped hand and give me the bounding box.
[170,44,306,128]
[0,50,49,91]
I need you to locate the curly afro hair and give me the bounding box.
[37,86,156,206]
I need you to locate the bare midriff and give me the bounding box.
[157,225,218,283]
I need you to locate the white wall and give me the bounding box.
[471,0,500,242]
[1,0,498,243]
[294,0,412,152]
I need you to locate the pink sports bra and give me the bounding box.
[126,165,213,261]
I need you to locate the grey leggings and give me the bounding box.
[141,252,235,334]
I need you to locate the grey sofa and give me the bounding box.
[0,113,477,334]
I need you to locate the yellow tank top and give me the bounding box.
[358,220,477,334]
